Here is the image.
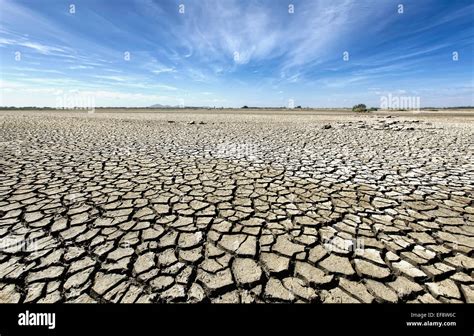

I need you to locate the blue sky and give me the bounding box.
[0,0,473,107]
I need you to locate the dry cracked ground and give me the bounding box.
[0,109,473,304]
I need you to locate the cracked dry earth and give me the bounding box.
[0,110,473,304]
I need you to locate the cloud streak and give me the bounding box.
[0,0,472,107]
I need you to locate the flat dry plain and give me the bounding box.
[0,109,473,303]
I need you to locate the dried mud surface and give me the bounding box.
[0,110,472,303]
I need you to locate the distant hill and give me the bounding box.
[149,103,175,108]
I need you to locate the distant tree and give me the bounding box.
[352,104,367,112]
[368,107,378,112]
[242,105,249,109]
[296,105,302,109]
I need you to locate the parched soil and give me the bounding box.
[0,109,472,303]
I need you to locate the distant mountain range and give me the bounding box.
[149,104,176,108]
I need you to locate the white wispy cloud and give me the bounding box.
[93,75,129,82]
[151,67,176,75]
[0,37,68,55]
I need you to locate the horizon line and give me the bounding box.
[2,106,474,110]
